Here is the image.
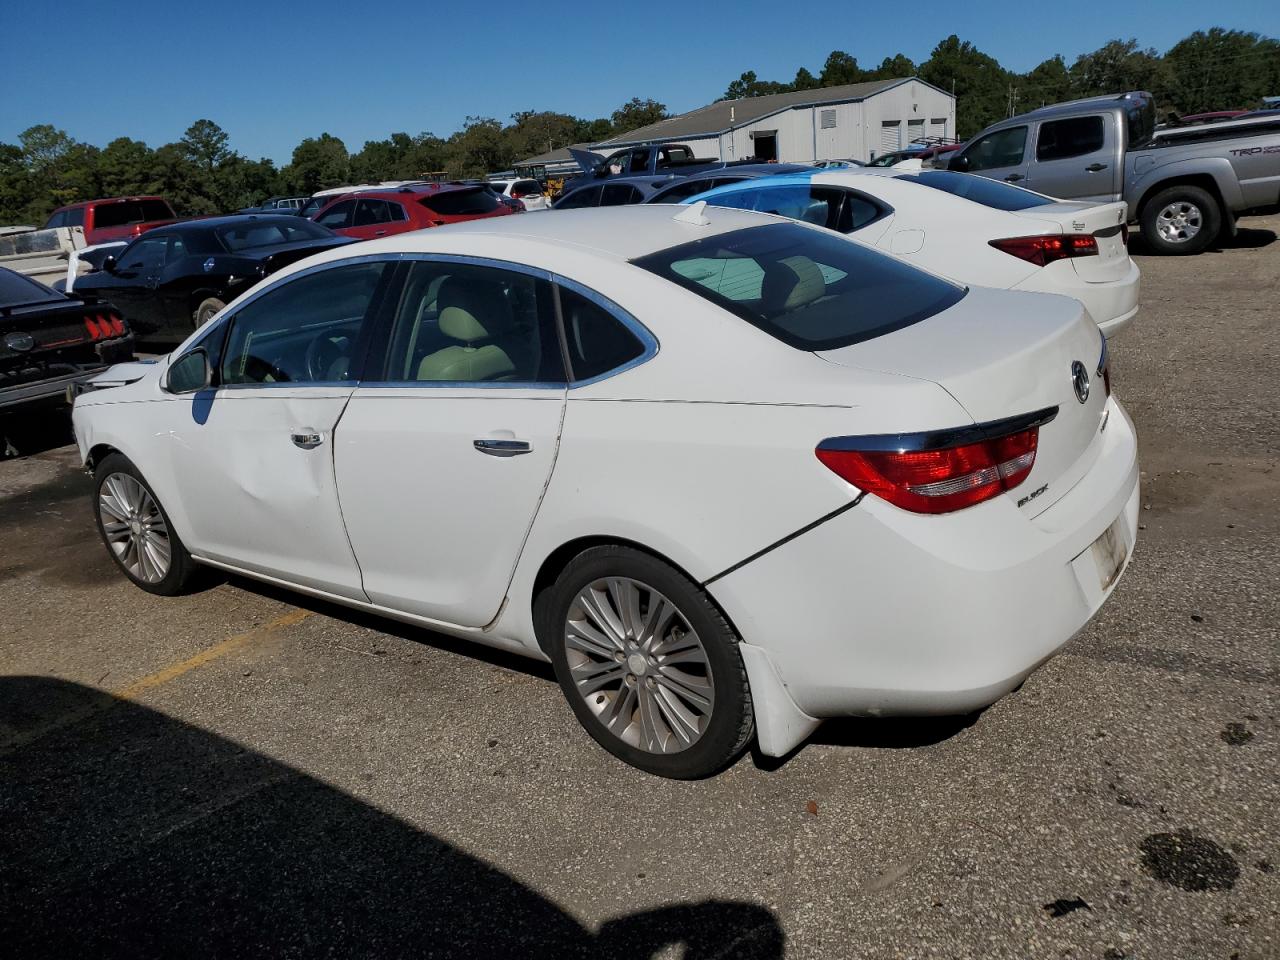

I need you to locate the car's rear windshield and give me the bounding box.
[904,171,1057,211]
[92,199,174,228]
[633,222,965,351]
[420,188,500,216]
[215,218,333,251]
[0,268,61,308]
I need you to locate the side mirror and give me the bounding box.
[101,255,117,274]
[948,154,970,172]
[165,348,211,394]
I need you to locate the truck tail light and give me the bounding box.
[989,234,1098,266]
[816,422,1046,514]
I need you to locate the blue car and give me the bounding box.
[554,164,811,210]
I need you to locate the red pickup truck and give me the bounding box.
[42,196,181,246]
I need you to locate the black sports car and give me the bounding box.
[73,215,354,342]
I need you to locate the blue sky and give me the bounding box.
[1,0,1275,163]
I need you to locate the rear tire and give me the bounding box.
[193,297,225,329]
[543,546,754,779]
[93,453,199,595]
[1140,185,1220,255]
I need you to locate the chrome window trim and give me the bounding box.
[552,273,659,388]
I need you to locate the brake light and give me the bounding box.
[83,312,124,340]
[816,425,1042,514]
[989,234,1098,266]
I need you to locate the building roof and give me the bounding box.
[595,78,929,148]
[516,143,595,166]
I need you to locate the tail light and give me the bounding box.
[816,410,1057,514]
[84,312,124,341]
[989,234,1098,266]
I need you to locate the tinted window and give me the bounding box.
[1036,116,1105,162]
[216,218,334,251]
[300,197,327,218]
[906,171,1056,211]
[316,199,356,229]
[421,188,499,216]
[64,207,85,228]
[378,261,564,384]
[633,222,965,351]
[0,269,61,307]
[116,236,168,274]
[702,184,885,233]
[222,262,387,384]
[513,180,542,197]
[43,210,65,229]
[601,184,643,206]
[965,126,1028,171]
[354,198,391,226]
[648,177,732,204]
[386,201,408,222]
[558,286,645,381]
[556,186,601,209]
[628,149,651,174]
[92,200,174,228]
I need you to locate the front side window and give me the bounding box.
[221,262,388,384]
[965,126,1028,171]
[43,210,65,229]
[702,183,885,233]
[556,186,601,209]
[117,236,168,275]
[633,222,965,351]
[649,177,729,204]
[601,184,643,206]
[64,207,85,227]
[316,200,356,229]
[558,286,645,382]
[377,261,564,384]
[1036,116,1105,162]
[628,149,651,173]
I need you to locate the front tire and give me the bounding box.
[93,453,199,595]
[193,297,225,329]
[544,546,754,779]
[1140,185,1220,255]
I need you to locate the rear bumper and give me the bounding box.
[1014,259,1141,338]
[0,336,134,410]
[709,396,1140,720]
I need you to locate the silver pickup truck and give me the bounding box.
[948,92,1280,254]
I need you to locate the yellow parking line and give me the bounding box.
[113,608,311,701]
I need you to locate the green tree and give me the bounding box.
[724,71,790,99]
[445,117,510,178]
[1163,29,1280,114]
[284,133,351,193]
[179,119,233,173]
[505,111,581,163]
[791,67,820,91]
[919,35,1011,137]
[572,117,614,146]
[1020,55,1073,109]
[610,98,669,134]
[867,54,916,80]
[97,137,158,197]
[819,51,864,87]
[1068,39,1169,103]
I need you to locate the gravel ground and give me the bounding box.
[1,218,1277,959]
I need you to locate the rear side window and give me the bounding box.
[93,200,173,228]
[649,177,729,204]
[702,183,886,233]
[633,222,965,351]
[558,286,645,381]
[354,198,391,226]
[1036,116,1105,162]
[906,171,1057,211]
[421,188,499,216]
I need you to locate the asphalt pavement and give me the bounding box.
[1,217,1277,959]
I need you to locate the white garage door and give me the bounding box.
[880,121,901,154]
[931,118,948,138]
[907,119,925,145]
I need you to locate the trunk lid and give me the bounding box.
[1009,200,1131,283]
[816,286,1110,516]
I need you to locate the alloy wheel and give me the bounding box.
[98,473,171,583]
[1155,201,1202,244]
[564,577,715,754]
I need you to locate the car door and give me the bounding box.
[165,259,397,600]
[954,124,1030,186]
[333,257,568,627]
[1025,114,1116,201]
[99,234,169,335]
[314,199,357,236]
[154,233,202,338]
[347,198,393,241]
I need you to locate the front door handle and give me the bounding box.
[374,230,387,236]
[1004,173,1025,182]
[1085,162,1108,172]
[473,438,531,457]
[291,430,323,449]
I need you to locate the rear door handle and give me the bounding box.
[1004,173,1024,182]
[473,438,531,456]
[1085,163,1108,172]
[291,430,323,449]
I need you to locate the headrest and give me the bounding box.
[760,256,825,314]
[437,276,512,344]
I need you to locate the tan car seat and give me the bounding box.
[416,277,519,382]
[760,256,826,315]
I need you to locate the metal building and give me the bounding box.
[591,78,957,164]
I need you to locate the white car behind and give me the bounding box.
[488,178,551,212]
[71,206,1138,778]
[684,168,1141,337]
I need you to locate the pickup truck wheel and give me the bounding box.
[1141,186,1220,255]
[194,297,225,328]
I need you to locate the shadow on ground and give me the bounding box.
[0,676,783,959]
[1129,224,1276,257]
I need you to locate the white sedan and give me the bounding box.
[682,168,1141,337]
[72,206,1139,779]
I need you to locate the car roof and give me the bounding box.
[328,183,480,202]
[148,214,305,234]
[54,195,167,211]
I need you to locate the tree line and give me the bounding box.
[2,28,1275,226]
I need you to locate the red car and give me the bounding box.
[309,183,517,240]
[43,196,181,246]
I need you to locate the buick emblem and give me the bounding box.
[1071,361,1090,404]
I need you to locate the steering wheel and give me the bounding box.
[305,334,351,382]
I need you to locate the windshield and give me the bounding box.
[420,188,500,216]
[215,219,333,252]
[633,222,965,351]
[903,171,1058,211]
